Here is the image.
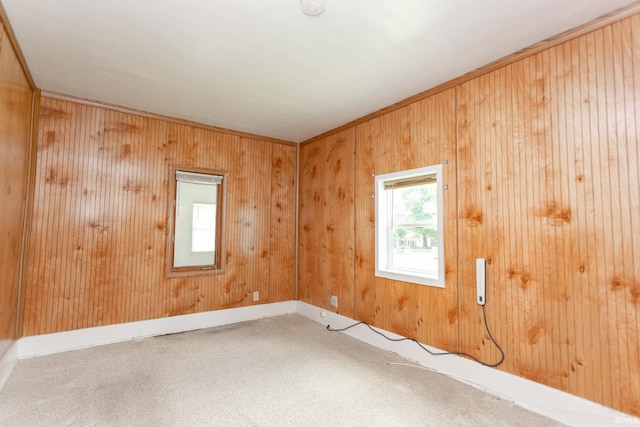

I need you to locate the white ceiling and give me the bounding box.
[2,0,636,143]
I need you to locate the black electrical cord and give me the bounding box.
[327,304,504,368]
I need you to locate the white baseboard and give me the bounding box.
[18,301,297,359]
[296,301,635,427]
[5,300,636,426]
[0,341,18,391]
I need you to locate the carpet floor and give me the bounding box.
[0,314,564,426]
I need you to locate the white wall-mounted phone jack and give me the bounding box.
[476,258,486,305]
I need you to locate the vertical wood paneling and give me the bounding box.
[0,26,34,354]
[299,12,639,418]
[621,15,640,411]
[353,90,459,348]
[353,116,376,326]
[269,143,296,302]
[22,97,295,335]
[10,7,639,418]
[457,15,640,415]
[298,129,355,318]
[234,137,272,307]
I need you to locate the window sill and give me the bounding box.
[375,269,445,288]
[165,266,226,279]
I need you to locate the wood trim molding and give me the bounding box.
[294,143,300,300]
[15,89,40,338]
[40,90,296,146]
[301,1,640,146]
[0,2,36,90]
[454,85,462,354]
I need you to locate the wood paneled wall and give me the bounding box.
[0,23,35,356]
[298,129,356,318]
[299,89,459,350]
[22,97,296,336]
[269,143,297,302]
[352,89,459,348]
[458,15,640,414]
[298,13,640,416]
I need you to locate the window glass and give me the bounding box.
[375,165,444,287]
[191,203,216,253]
[166,167,225,277]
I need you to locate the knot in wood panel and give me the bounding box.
[610,278,624,291]
[462,207,483,226]
[537,201,571,225]
[527,325,544,345]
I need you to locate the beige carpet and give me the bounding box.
[0,315,563,426]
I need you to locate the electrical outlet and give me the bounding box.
[330,295,338,308]
[253,291,259,302]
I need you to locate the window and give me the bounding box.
[166,166,226,277]
[375,164,444,288]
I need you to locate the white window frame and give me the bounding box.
[375,164,445,288]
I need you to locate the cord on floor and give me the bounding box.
[326,305,504,368]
